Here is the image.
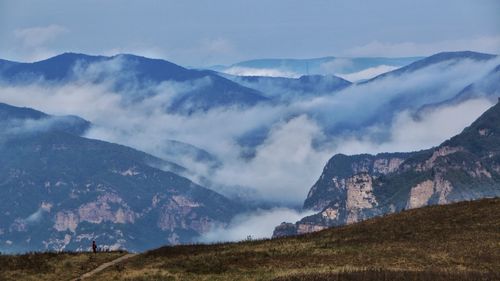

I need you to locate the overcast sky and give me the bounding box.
[1,0,499,65]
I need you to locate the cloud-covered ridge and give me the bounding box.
[0,52,498,207]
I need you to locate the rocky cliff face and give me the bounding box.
[0,104,238,253]
[303,153,411,212]
[274,101,500,237]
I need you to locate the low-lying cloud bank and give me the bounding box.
[224,66,300,78]
[333,98,495,155]
[336,65,398,82]
[0,55,498,206]
[198,208,315,243]
[221,62,401,82]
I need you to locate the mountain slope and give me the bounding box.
[0,102,90,137]
[414,63,500,115]
[275,100,500,236]
[362,51,497,84]
[82,198,500,280]
[314,51,500,139]
[0,53,268,113]
[446,62,500,104]
[0,59,19,72]
[0,104,239,253]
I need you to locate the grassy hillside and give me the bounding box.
[1,199,498,281]
[0,251,125,281]
[92,198,500,280]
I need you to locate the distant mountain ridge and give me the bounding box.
[0,53,268,113]
[361,51,498,84]
[211,56,423,77]
[224,74,352,101]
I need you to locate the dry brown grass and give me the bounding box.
[93,198,500,280]
[0,251,126,281]
[2,199,499,281]
[272,269,500,281]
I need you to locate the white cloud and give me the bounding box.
[319,58,354,74]
[0,117,69,140]
[14,24,68,48]
[213,115,334,204]
[202,38,235,54]
[334,98,495,155]
[198,208,314,242]
[336,65,398,82]
[102,46,169,61]
[223,66,300,78]
[0,55,498,207]
[172,38,240,66]
[10,24,69,62]
[305,56,500,128]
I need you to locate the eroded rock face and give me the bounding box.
[321,207,340,220]
[373,158,405,174]
[77,194,136,224]
[406,180,435,209]
[346,173,376,210]
[346,173,377,223]
[297,223,327,235]
[54,211,79,232]
[53,194,137,233]
[406,175,454,209]
[303,153,410,212]
[435,177,453,205]
[417,146,464,171]
[275,102,500,238]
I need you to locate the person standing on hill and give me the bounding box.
[92,240,97,254]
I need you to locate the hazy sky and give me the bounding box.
[1,0,499,65]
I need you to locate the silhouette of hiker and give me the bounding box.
[92,240,97,254]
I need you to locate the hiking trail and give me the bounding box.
[70,253,137,281]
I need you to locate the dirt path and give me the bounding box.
[70,253,137,281]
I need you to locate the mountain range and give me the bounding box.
[1,51,499,253]
[223,74,352,102]
[209,56,423,81]
[0,53,268,114]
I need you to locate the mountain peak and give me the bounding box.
[41,52,106,64]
